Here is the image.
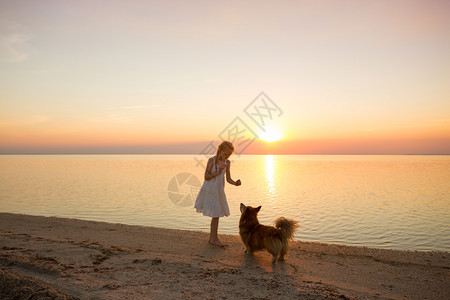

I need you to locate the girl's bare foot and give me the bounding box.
[209,239,227,247]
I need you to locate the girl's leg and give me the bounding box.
[209,217,219,243]
[209,217,225,246]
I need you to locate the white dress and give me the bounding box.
[194,157,230,218]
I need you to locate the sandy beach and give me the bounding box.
[0,213,448,299]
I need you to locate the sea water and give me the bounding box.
[0,155,449,251]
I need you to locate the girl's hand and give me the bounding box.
[217,160,227,172]
[235,179,241,186]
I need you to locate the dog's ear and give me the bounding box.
[240,203,246,213]
[256,206,261,213]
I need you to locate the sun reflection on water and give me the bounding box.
[265,155,277,208]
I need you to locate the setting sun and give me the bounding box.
[258,126,284,143]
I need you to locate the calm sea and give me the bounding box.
[0,155,449,252]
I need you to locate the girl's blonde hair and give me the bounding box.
[215,141,234,166]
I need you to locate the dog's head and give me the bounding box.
[240,203,261,222]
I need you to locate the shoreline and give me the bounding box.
[1,213,448,299]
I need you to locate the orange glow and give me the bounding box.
[247,137,450,155]
[1,119,449,154]
[0,1,449,155]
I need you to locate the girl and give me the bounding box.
[194,141,241,247]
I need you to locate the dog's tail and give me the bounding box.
[275,217,299,241]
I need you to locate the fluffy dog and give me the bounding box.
[239,203,299,263]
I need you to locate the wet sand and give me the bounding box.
[0,213,448,299]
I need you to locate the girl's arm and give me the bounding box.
[225,160,241,186]
[204,157,223,181]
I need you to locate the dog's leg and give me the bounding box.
[244,243,253,255]
[271,253,278,264]
[279,247,287,262]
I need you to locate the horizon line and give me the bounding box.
[1,153,449,156]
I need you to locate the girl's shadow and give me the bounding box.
[198,242,227,259]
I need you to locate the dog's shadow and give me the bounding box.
[240,252,288,274]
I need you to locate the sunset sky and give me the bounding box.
[1,0,449,154]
